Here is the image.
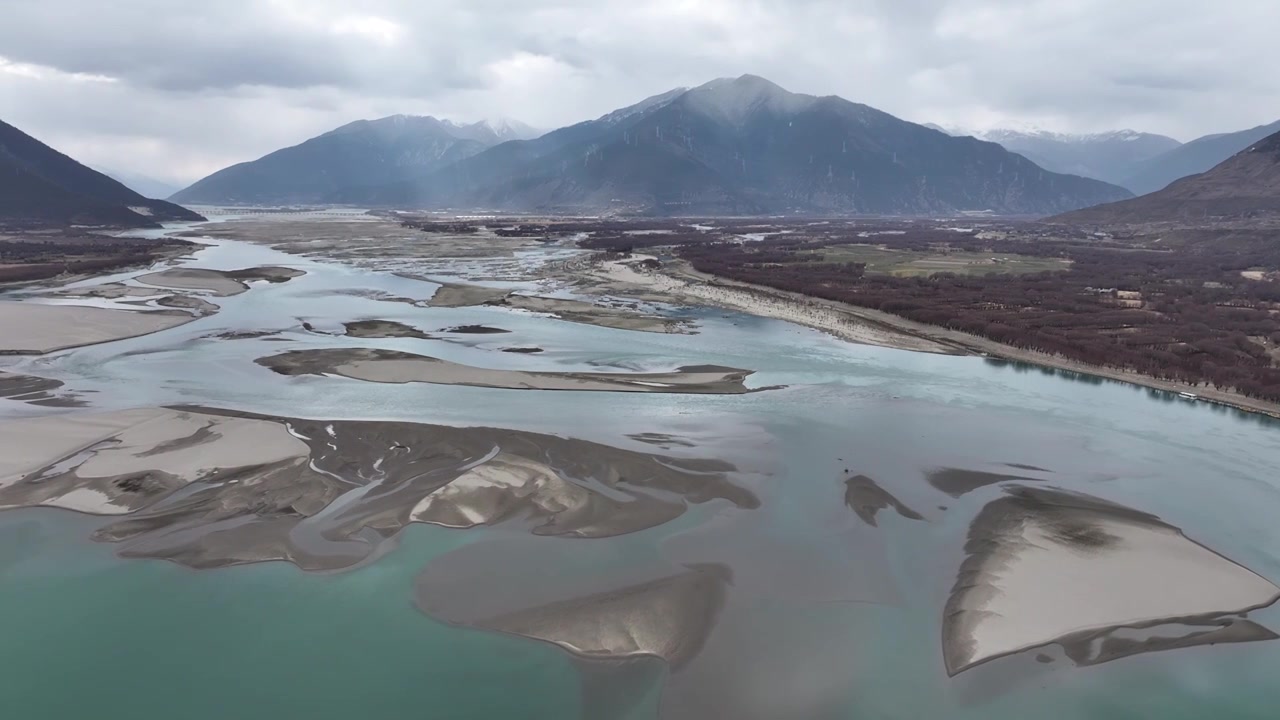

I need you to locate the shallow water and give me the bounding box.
[3,221,1280,718]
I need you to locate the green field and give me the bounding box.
[803,245,1071,277]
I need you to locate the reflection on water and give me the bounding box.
[3,223,1280,718]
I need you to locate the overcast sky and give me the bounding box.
[2,0,1276,186]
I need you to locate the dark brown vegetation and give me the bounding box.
[401,214,1280,402]
[677,223,1280,402]
[0,233,191,284]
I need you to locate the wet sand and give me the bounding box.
[256,348,762,394]
[0,371,85,407]
[53,283,166,300]
[0,407,754,570]
[429,565,730,666]
[426,279,694,334]
[943,486,1280,675]
[575,254,961,353]
[843,474,923,526]
[343,320,434,340]
[137,266,304,296]
[926,467,1041,498]
[0,302,196,354]
[425,281,511,308]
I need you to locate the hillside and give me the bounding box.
[358,75,1131,215]
[171,116,536,205]
[1051,130,1280,226]
[1122,119,1280,196]
[943,128,1181,190]
[0,119,204,228]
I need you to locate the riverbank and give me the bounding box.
[581,254,1280,421]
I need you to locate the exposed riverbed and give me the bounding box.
[3,215,1280,719]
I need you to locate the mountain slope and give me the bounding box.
[944,128,1181,190]
[1051,130,1280,225]
[171,115,526,205]
[1121,119,1280,196]
[0,119,203,228]
[369,76,1131,215]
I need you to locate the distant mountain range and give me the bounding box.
[934,127,1180,191]
[0,119,204,228]
[939,121,1280,197]
[1120,119,1280,196]
[1051,129,1280,226]
[170,116,541,205]
[179,76,1130,215]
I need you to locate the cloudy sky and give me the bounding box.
[2,0,1276,186]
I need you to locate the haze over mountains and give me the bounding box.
[1051,129,1280,226]
[933,127,1180,190]
[175,75,1131,215]
[1120,119,1280,196]
[940,121,1280,196]
[170,116,541,206]
[0,119,204,228]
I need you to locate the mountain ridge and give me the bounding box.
[171,114,537,205]
[933,126,1182,191]
[1,118,203,228]
[1121,119,1280,196]
[344,75,1131,216]
[1050,129,1280,226]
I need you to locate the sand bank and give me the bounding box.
[456,566,729,666]
[137,266,303,296]
[343,320,434,340]
[942,486,1280,675]
[54,283,166,300]
[425,281,511,308]
[0,407,753,570]
[0,409,310,515]
[843,474,923,527]
[0,302,196,354]
[256,348,762,394]
[0,371,84,407]
[576,255,959,353]
[927,467,1041,498]
[427,279,693,333]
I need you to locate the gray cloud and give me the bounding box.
[2,0,1276,185]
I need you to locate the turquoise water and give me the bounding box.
[3,226,1280,718]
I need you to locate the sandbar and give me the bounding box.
[455,566,729,666]
[0,371,84,407]
[926,467,1039,498]
[942,486,1280,675]
[137,266,303,296]
[343,320,434,340]
[426,281,511,308]
[0,407,754,570]
[427,279,693,334]
[0,302,196,354]
[844,474,923,526]
[255,348,761,394]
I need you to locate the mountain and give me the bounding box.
[0,119,204,228]
[1121,119,1280,196]
[483,118,542,143]
[1051,130,1280,226]
[941,127,1181,191]
[100,168,181,201]
[349,75,1131,215]
[171,115,534,205]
